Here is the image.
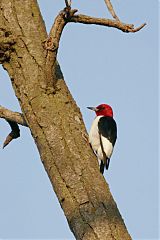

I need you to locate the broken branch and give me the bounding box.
[0,105,28,148]
[3,120,20,148]
[0,105,27,126]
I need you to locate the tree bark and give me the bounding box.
[0,1,132,239]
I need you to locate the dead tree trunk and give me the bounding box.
[0,1,145,239]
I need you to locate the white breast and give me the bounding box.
[89,116,101,151]
[89,116,113,160]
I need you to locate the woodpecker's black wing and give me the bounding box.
[98,116,117,170]
[100,160,105,174]
[98,116,117,146]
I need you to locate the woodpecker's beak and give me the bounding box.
[87,107,98,112]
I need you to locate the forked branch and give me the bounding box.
[44,7,146,88]
[0,105,27,148]
[45,7,146,65]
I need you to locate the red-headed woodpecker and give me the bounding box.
[87,104,117,174]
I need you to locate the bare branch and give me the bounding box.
[44,7,146,66]
[42,7,146,92]
[104,0,120,21]
[0,105,27,126]
[69,14,146,33]
[44,8,78,88]
[43,7,145,90]
[45,8,78,52]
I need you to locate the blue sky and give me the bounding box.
[0,0,158,239]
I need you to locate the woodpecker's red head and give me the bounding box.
[87,104,113,117]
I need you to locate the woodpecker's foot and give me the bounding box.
[82,132,89,143]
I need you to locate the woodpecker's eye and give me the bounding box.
[98,106,105,111]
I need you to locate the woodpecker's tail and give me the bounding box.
[106,157,110,170]
[100,158,110,174]
[100,161,104,174]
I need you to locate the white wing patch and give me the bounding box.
[89,116,101,151]
[89,116,113,161]
[98,135,113,159]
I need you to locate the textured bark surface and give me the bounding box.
[0,1,132,239]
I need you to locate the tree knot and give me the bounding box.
[0,28,16,63]
[62,7,78,21]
